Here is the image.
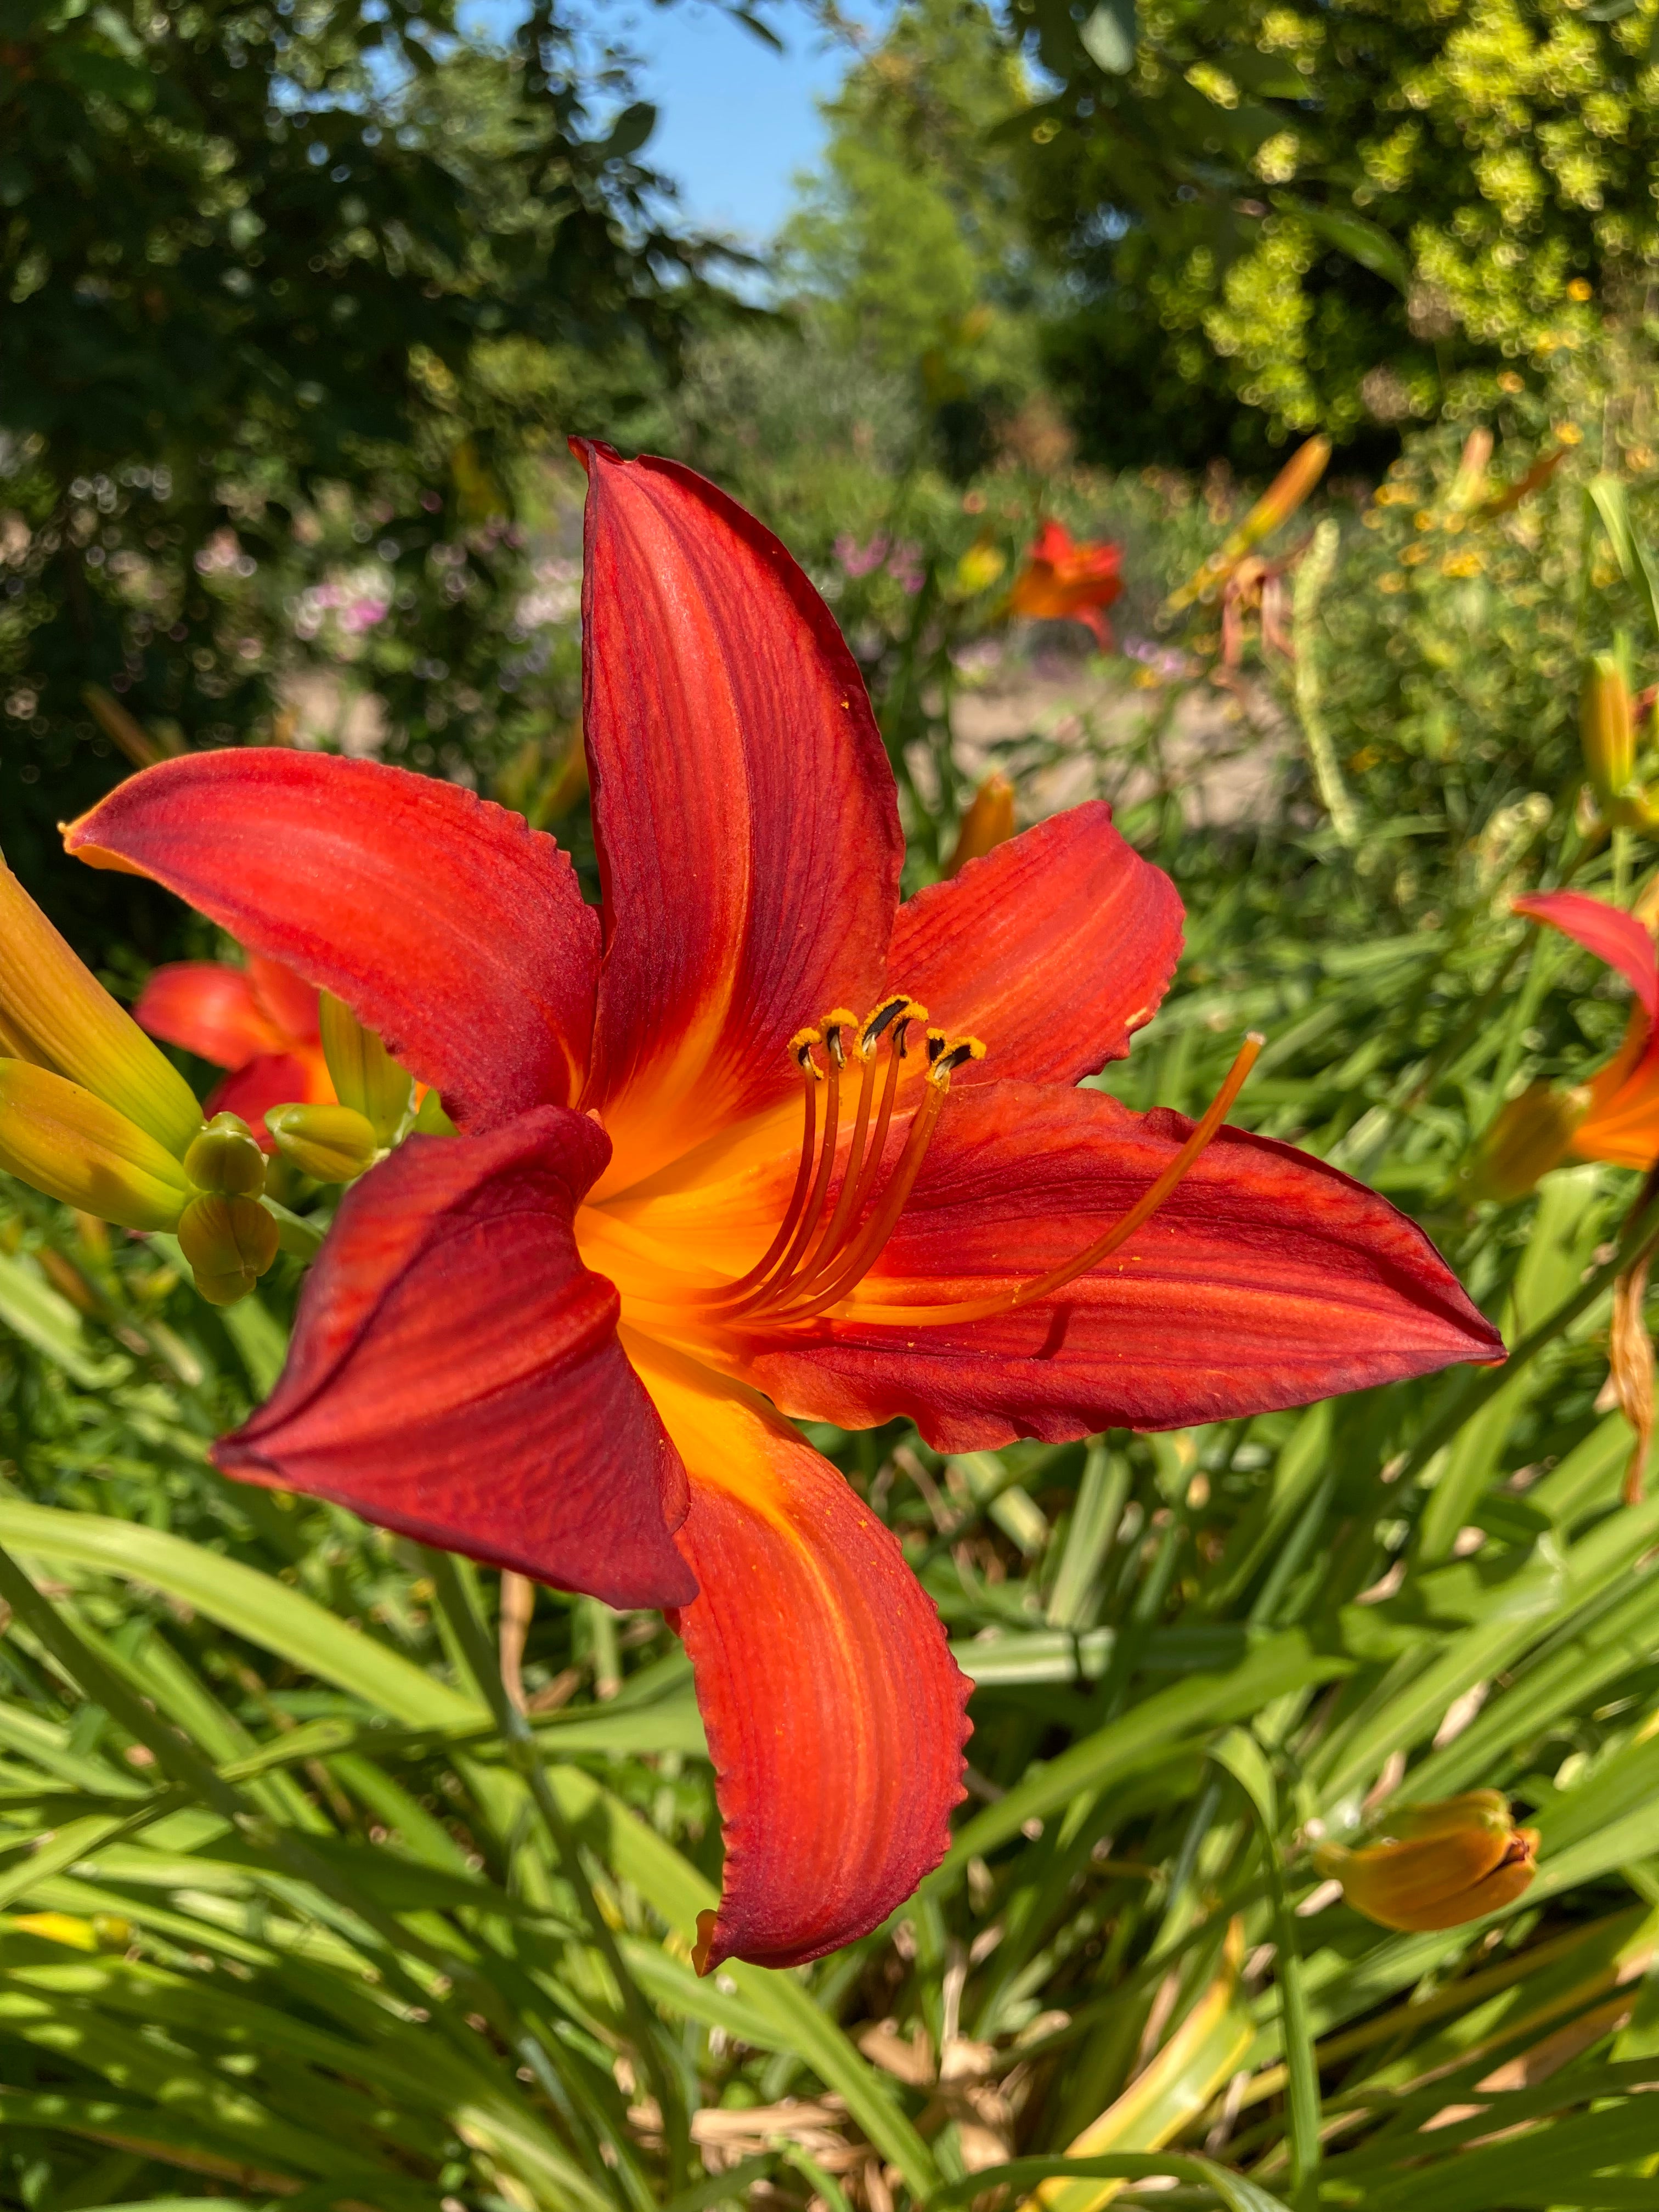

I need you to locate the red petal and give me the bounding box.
[217,1109,695,1609]
[206,1051,332,1149]
[134,962,285,1071]
[1514,890,1659,1017]
[740,1081,1503,1450]
[247,955,321,1045]
[887,803,1183,1087]
[573,445,902,1192]
[629,1334,969,1971]
[66,753,600,1133]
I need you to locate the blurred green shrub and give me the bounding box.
[1014,0,1659,459]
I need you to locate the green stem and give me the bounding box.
[1291,518,1359,847]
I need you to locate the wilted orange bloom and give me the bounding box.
[1008,521,1122,648]
[1314,1791,1539,1932]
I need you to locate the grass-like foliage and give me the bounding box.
[6,419,1659,2212]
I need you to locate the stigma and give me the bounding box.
[692,996,982,1323]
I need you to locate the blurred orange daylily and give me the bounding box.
[136,950,333,1147]
[1314,1792,1539,1933]
[1494,891,1659,1177]
[1008,521,1122,648]
[1167,435,1330,613]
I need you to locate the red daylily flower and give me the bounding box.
[135,952,331,1147]
[1008,521,1123,648]
[66,445,1500,1972]
[1513,891,1659,1169]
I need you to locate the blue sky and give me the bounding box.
[464,2,872,251]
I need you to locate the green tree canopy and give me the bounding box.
[0,0,703,949]
[1014,0,1659,460]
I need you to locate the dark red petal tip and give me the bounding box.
[67,751,601,1132]
[218,1107,695,1610]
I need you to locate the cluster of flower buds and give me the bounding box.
[1314,1790,1539,1933]
[0,850,416,1307]
[264,990,417,1182]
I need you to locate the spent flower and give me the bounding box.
[1314,1792,1539,1932]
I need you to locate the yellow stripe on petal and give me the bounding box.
[0,855,202,1156]
[0,1060,191,1230]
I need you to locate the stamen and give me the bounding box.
[836,1033,1265,1329]
[692,997,949,1321]
[765,1030,984,1322]
[715,1030,845,1316]
[792,998,926,1293]
[699,1034,823,1304]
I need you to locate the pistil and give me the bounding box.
[842,1032,1265,1328]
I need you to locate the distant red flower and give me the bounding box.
[67,446,1499,1974]
[1008,521,1123,647]
[135,953,331,1147]
[1511,891,1659,1170]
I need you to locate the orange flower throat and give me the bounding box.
[594,1001,1266,1340]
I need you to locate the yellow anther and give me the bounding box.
[789,1026,824,1077]
[928,1034,986,1087]
[820,1007,859,1069]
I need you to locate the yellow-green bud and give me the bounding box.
[0,1060,191,1231]
[177,1193,279,1306]
[183,1111,266,1198]
[1582,652,1635,811]
[318,992,413,1144]
[264,1101,380,1183]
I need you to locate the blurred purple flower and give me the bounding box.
[835,532,890,579]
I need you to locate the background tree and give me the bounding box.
[782,0,1049,478]
[1012,0,1659,463]
[0,0,708,956]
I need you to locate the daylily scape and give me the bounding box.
[8,446,1500,1973]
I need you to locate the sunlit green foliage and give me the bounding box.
[1014,0,1659,458]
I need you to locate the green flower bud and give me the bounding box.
[0,1060,191,1231]
[318,993,413,1144]
[264,1101,380,1183]
[183,1111,266,1198]
[177,1193,279,1306]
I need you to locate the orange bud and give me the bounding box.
[0,1060,191,1231]
[264,1101,379,1183]
[1169,435,1330,610]
[1465,1082,1588,1202]
[1610,1246,1655,1506]
[0,853,201,1158]
[1314,1791,1539,1932]
[318,993,411,1144]
[176,1192,280,1306]
[1582,652,1636,811]
[945,773,1017,879]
